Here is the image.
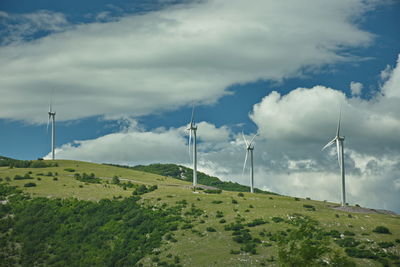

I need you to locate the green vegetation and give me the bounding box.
[372,226,391,234]
[0,156,57,168]
[0,184,181,266]
[23,182,36,187]
[0,159,399,266]
[74,172,101,184]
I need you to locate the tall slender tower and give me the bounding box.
[187,106,198,189]
[48,105,56,160]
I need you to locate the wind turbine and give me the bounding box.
[47,95,56,160]
[187,106,198,189]
[242,132,258,193]
[322,108,346,206]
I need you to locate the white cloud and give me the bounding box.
[381,55,400,98]
[0,0,376,123]
[350,81,363,96]
[380,64,392,82]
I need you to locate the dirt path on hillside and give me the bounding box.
[329,205,397,215]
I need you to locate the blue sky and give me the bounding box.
[0,0,399,211]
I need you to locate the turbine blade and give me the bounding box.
[188,130,192,160]
[46,116,50,133]
[336,105,342,137]
[336,139,341,168]
[190,105,195,124]
[322,138,336,151]
[241,131,249,147]
[242,150,249,176]
[249,133,258,145]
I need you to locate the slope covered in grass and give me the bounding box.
[0,159,399,266]
[109,163,273,194]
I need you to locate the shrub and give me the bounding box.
[230,249,240,254]
[112,176,120,184]
[211,200,223,204]
[372,226,391,234]
[272,217,284,223]
[247,218,267,227]
[378,242,394,248]
[206,227,216,232]
[345,248,377,259]
[216,211,224,218]
[64,168,75,172]
[219,219,226,224]
[335,237,360,248]
[14,174,32,180]
[181,223,193,229]
[343,231,355,236]
[231,199,238,204]
[204,189,222,194]
[224,223,244,231]
[237,192,244,197]
[52,177,58,181]
[24,182,36,187]
[326,230,341,238]
[303,204,316,211]
[294,197,300,201]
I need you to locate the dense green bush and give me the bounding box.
[335,237,360,248]
[0,184,181,266]
[272,217,284,223]
[345,248,377,259]
[372,226,391,234]
[204,189,222,194]
[247,218,267,227]
[343,231,355,236]
[74,173,101,184]
[14,174,33,180]
[132,184,157,195]
[23,182,36,187]
[303,204,316,211]
[325,230,341,238]
[378,242,394,248]
[0,156,57,168]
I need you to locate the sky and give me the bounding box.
[0,0,399,212]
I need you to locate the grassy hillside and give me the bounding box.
[109,163,273,194]
[0,159,399,266]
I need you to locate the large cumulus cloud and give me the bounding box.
[0,0,376,123]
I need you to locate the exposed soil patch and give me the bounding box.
[329,205,397,215]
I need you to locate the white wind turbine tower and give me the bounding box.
[322,108,346,206]
[242,132,258,193]
[187,106,198,189]
[47,96,56,160]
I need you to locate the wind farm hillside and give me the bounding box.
[0,159,399,266]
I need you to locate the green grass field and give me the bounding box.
[1,159,399,266]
